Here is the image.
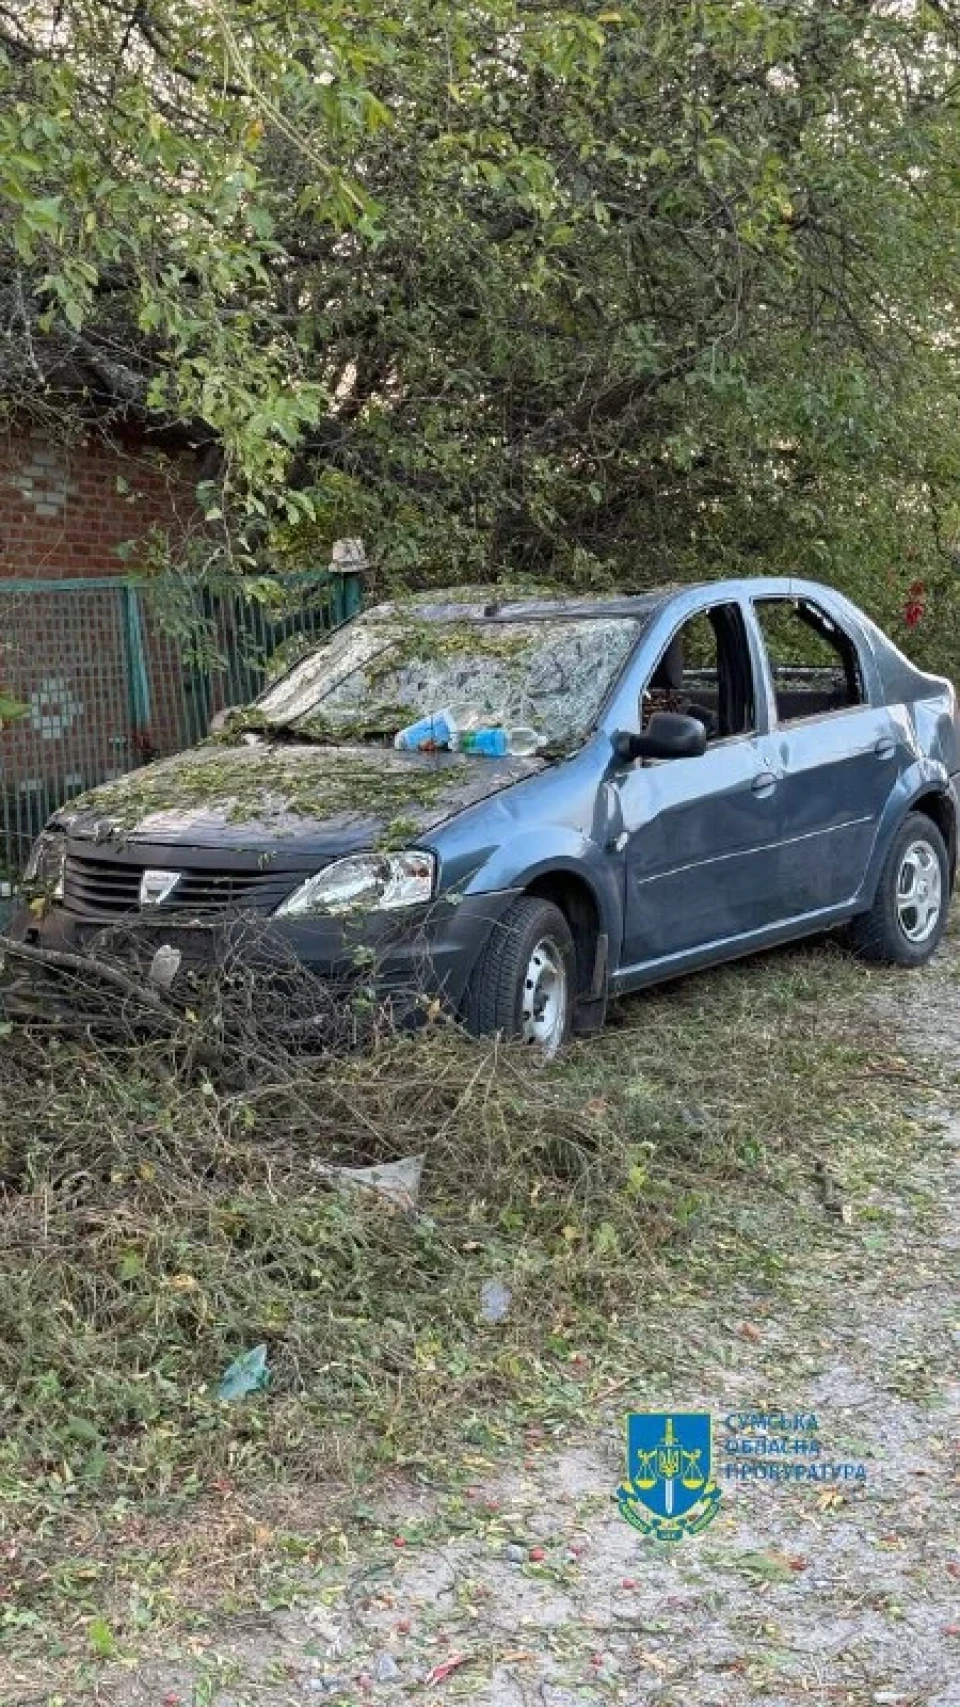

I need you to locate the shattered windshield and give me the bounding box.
[251,614,642,748]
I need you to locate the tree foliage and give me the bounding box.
[3,2,960,655]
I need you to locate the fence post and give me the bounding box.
[329,538,367,627]
[121,584,152,756]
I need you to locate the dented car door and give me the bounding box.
[613,600,786,970]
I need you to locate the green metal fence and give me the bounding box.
[0,568,362,886]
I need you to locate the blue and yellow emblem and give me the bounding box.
[616,1413,721,1541]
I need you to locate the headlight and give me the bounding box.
[274,850,437,918]
[23,831,65,899]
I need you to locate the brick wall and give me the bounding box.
[0,426,199,580]
[0,430,347,875]
[0,427,202,870]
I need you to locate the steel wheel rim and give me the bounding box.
[896,839,943,944]
[521,935,568,1056]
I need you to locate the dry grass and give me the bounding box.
[0,927,911,1670]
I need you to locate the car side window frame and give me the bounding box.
[637,599,759,748]
[749,594,873,730]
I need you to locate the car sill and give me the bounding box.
[611,900,864,995]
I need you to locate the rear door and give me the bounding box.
[749,595,899,916]
[615,600,786,968]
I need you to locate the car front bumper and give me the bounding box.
[2,888,522,1018]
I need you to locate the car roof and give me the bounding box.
[368,586,676,623]
[366,577,857,624]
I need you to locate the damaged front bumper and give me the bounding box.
[1,887,522,1023]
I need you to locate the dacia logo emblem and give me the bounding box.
[139,868,181,907]
[616,1413,721,1540]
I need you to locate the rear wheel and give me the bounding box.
[464,896,576,1057]
[849,811,950,967]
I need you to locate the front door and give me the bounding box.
[616,602,786,970]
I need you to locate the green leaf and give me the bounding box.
[733,1550,797,1584]
[87,1617,117,1660]
[65,1416,102,1444]
[23,194,63,230]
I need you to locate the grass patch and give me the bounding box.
[0,937,920,1672]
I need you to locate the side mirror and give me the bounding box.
[613,711,708,765]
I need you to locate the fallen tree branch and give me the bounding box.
[0,934,170,1014]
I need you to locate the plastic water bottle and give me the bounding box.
[455,727,509,757]
[394,706,481,751]
[396,710,546,758]
[453,724,545,758]
[447,723,539,757]
[394,709,454,751]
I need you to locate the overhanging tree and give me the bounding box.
[2,1,960,660]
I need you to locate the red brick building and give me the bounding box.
[0,426,203,871]
[0,425,352,876]
[0,427,199,582]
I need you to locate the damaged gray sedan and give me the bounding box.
[9,578,959,1052]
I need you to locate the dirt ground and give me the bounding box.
[38,946,960,1707]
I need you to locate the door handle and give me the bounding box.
[752,771,778,797]
[874,738,896,761]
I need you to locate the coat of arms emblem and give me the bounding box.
[616,1413,721,1540]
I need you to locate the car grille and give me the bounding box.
[63,854,297,918]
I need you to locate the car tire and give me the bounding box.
[464,896,577,1057]
[849,811,950,967]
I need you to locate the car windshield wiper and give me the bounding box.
[226,714,398,747]
[219,710,564,752]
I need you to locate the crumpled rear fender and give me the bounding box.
[858,759,958,908]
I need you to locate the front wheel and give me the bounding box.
[849,811,950,967]
[464,896,576,1057]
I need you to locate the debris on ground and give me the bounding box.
[217,1343,270,1401]
[4,938,959,1705]
[310,1154,425,1211]
[479,1277,512,1323]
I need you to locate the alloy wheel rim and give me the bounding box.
[521,936,568,1056]
[896,839,943,944]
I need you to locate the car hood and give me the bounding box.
[55,740,547,853]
